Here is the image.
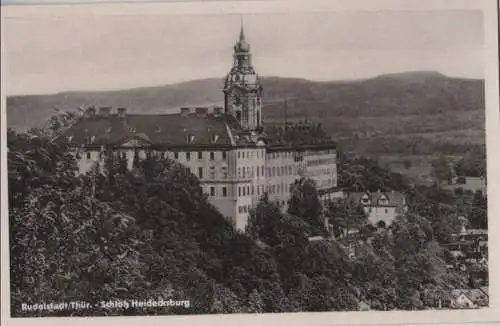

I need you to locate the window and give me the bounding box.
[198,151,203,160]
[210,152,215,161]
[174,152,179,159]
[238,152,241,159]
[385,209,389,214]
[186,152,191,161]
[86,152,91,160]
[252,185,255,195]
[160,152,165,159]
[238,206,243,213]
[222,187,227,197]
[243,187,246,196]
[261,166,264,177]
[186,167,191,174]
[198,167,203,179]
[256,167,260,177]
[222,151,227,160]
[238,187,242,197]
[210,186,215,196]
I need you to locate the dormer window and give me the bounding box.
[378,195,389,205]
[106,127,111,133]
[90,136,96,143]
[361,194,370,205]
[211,134,219,143]
[67,136,73,142]
[187,134,195,143]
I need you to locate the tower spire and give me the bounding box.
[239,16,245,42]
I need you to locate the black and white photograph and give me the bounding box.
[1,1,499,325]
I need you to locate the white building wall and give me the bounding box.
[363,206,399,226]
[303,149,337,190]
[265,150,300,211]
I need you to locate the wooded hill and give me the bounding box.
[7,71,484,156]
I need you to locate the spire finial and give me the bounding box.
[239,15,245,41]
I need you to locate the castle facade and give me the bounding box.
[62,25,342,230]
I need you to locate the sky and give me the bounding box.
[4,9,484,95]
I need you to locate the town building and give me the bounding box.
[346,190,408,226]
[60,24,340,231]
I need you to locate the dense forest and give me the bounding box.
[8,113,487,317]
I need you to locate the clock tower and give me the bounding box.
[223,22,263,131]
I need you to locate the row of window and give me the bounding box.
[235,164,298,179]
[237,149,265,160]
[307,158,336,167]
[85,150,228,161]
[238,165,265,179]
[207,185,228,197]
[237,183,292,197]
[267,149,335,160]
[174,151,227,161]
[267,165,294,178]
[186,167,228,180]
[366,207,390,214]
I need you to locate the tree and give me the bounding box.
[326,198,368,238]
[287,178,325,234]
[431,155,453,185]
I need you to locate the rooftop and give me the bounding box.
[61,107,337,151]
[347,191,406,207]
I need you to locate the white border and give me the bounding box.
[1,1,499,325]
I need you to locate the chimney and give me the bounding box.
[117,107,127,118]
[195,107,208,117]
[180,107,190,117]
[99,107,112,117]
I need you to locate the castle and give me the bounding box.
[61,24,342,230]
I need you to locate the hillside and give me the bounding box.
[7,71,485,155]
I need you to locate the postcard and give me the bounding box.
[1,0,499,325]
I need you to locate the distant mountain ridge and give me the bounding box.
[7,71,485,154]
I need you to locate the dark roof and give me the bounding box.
[347,191,406,207]
[263,122,336,150]
[61,111,336,151]
[61,112,240,149]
